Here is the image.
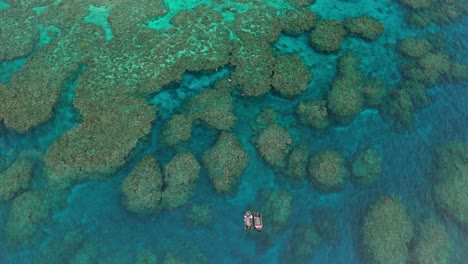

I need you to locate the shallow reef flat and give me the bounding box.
[0,0,467,262]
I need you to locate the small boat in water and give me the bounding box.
[254,212,263,231]
[244,211,253,230]
[244,211,263,231]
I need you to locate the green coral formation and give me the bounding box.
[5,191,51,246]
[231,7,282,44]
[417,52,451,85]
[0,158,34,202]
[261,189,293,232]
[253,107,278,131]
[279,8,317,36]
[108,0,168,39]
[287,0,317,8]
[448,62,468,81]
[120,156,163,215]
[271,54,312,98]
[400,81,431,109]
[284,146,310,181]
[36,230,82,264]
[344,16,385,41]
[5,0,55,8]
[432,142,468,231]
[187,204,213,227]
[230,42,275,97]
[203,132,248,194]
[361,196,414,264]
[384,89,415,129]
[297,100,330,129]
[351,148,383,187]
[308,150,347,192]
[327,52,365,123]
[35,230,98,264]
[116,154,202,213]
[160,114,194,147]
[185,88,236,130]
[136,249,159,264]
[44,76,156,188]
[256,124,293,169]
[327,77,364,123]
[0,8,38,61]
[285,225,321,263]
[399,0,434,9]
[398,37,433,58]
[361,80,388,108]
[314,208,339,244]
[410,219,453,264]
[161,153,200,209]
[336,51,363,79]
[310,20,347,53]
[69,239,99,264]
[0,24,104,133]
[399,48,453,88]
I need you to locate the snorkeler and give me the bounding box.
[244,211,253,230]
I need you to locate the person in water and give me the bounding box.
[244,211,253,230]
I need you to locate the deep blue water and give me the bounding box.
[0,0,467,263]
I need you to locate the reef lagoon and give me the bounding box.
[0,0,467,263]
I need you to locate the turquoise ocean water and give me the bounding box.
[0,0,467,263]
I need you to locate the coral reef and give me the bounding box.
[336,51,363,79]
[432,142,468,231]
[279,8,317,36]
[187,204,213,227]
[36,230,83,264]
[287,0,317,8]
[344,16,384,41]
[284,146,310,181]
[351,148,383,187]
[398,37,433,58]
[327,52,365,123]
[120,156,163,215]
[308,150,347,192]
[160,114,194,147]
[310,20,346,53]
[231,7,282,44]
[161,153,200,209]
[448,62,468,81]
[0,158,34,202]
[297,100,329,129]
[136,249,159,264]
[314,208,339,244]
[400,81,431,109]
[0,8,38,61]
[417,52,451,85]
[271,54,312,98]
[203,132,248,193]
[399,0,434,9]
[44,73,156,188]
[0,24,104,133]
[261,189,293,232]
[4,0,55,8]
[384,89,415,129]
[410,219,453,264]
[256,124,293,169]
[361,79,388,108]
[230,42,275,97]
[185,88,236,131]
[284,225,321,263]
[361,196,414,264]
[252,107,278,132]
[5,191,51,246]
